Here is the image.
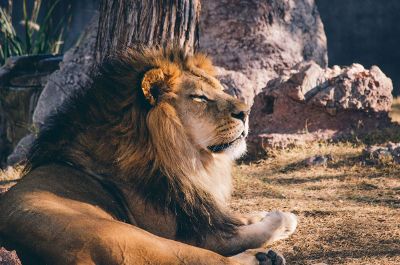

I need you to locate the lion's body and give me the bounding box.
[0,48,297,265]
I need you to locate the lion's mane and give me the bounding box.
[24,48,241,242]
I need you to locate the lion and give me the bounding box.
[0,48,297,265]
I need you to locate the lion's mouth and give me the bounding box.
[207,132,246,153]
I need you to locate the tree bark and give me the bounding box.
[96,0,201,61]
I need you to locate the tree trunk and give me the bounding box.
[96,0,201,61]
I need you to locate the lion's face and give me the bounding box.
[170,73,250,159]
[139,51,249,160]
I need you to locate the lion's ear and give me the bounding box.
[141,68,165,106]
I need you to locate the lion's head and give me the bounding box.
[139,50,250,160]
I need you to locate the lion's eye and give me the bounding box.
[190,95,209,103]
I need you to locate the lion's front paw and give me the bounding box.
[230,249,285,265]
[255,250,285,265]
[260,211,297,244]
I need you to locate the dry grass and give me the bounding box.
[229,98,400,264]
[0,166,22,193]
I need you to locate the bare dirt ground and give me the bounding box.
[1,101,400,264]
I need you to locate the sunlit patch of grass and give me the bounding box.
[0,166,22,182]
[390,97,400,124]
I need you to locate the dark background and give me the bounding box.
[2,0,400,95]
[317,0,400,95]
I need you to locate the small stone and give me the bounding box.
[305,155,331,167]
[362,143,400,165]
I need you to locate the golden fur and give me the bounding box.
[0,48,297,265]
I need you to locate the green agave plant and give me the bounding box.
[0,0,72,65]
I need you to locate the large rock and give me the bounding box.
[201,0,328,99]
[33,14,98,126]
[248,62,394,156]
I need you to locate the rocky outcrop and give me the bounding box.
[0,55,62,167]
[248,62,394,156]
[200,0,328,99]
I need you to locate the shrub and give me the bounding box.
[0,0,72,65]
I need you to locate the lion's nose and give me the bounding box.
[231,110,247,123]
